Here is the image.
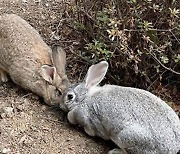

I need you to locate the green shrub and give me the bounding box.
[65,0,180,92]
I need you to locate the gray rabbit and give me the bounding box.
[60,61,180,154]
[0,14,69,106]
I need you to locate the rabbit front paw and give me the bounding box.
[108,148,128,154]
[67,111,77,124]
[0,69,8,83]
[84,126,95,137]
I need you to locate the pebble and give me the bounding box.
[3,107,14,117]
[2,148,11,154]
[0,107,14,118]
[41,105,48,111]
[22,0,28,3]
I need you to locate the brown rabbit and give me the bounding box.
[0,14,69,106]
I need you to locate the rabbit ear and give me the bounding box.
[51,46,66,76]
[85,61,108,89]
[40,65,56,84]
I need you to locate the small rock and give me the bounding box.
[19,135,27,144]
[53,35,60,41]
[22,0,28,3]
[16,104,24,111]
[24,136,33,145]
[34,0,41,3]
[4,107,14,118]
[0,112,6,119]
[19,111,25,118]
[4,107,13,113]
[30,95,39,101]
[0,107,14,118]
[41,105,48,111]
[2,148,11,154]
[19,134,33,145]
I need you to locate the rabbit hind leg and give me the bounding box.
[112,123,155,154]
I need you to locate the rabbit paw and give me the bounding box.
[84,126,95,137]
[0,69,8,83]
[108,148,128,154]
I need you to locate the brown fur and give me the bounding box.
[0,14,69,106]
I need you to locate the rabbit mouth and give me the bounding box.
[66,101,76,111]
[59,102,69,112]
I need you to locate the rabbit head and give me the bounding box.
[60,61,108,111]
[41,46,69,106]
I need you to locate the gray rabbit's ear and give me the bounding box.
[85,61,108,89]
[51,46,66,76]
[40,65,56,84]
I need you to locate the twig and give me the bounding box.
[150,53,180,75]
[40,148,47,154]
[87,0,99,13]
[77,7,95,22]
[41,116,66,124]
[170,30,180,44]
[22,93,33,99]
[55,40,78,43]
[147,70,167,91]
[123,28,175,32]
[106,72,119,85]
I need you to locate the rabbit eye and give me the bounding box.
[67,94,73,100]
[57,90,62,96]
[66,92,75,101]
[56,88,62,96]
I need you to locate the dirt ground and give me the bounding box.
[0,0,110,154]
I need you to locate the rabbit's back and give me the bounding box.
[0,14,51,70]
[0,14,52,97]
[87,85,180,153]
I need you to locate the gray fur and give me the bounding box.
[60,61,180,154]
[0,14,69,106]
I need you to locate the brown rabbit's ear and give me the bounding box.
[51,46,66,76]
[40,65,56,84]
